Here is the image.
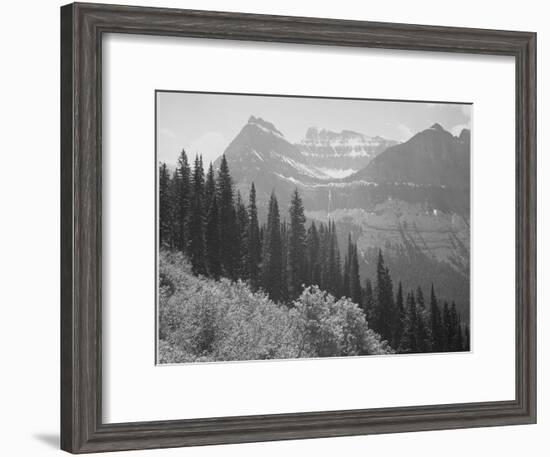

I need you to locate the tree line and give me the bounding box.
[159,149,469,353]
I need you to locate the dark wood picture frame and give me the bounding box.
[60,2,537,453]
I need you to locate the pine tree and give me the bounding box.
[334,246,343,298]
[188,155,206,275]
[247,183,261,290]
[170,169,180,248]
[288,189,307,300]
[349,241,362,304]
[173,149,191,252]
[306,222,321,287]
[280,220,289,303]
[363,278,374,321]
[400,291,418,353]
[205,193,221,278]
[235,191,249,279]
[343,234,361,304]
[216,155,237,278]
[327,221,342,298]
[393,282,405,347]
[262,192,283,302]
[159,162,173,248]
[430,284,444,351]
[415,286,431,352]
[442,302,451,351]
[343,235,351,297]
[204,162,216,209]
[373,250,395,342]
[318,223,328,291]
[450,302,460,351]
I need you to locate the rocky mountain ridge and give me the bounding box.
[213,115,471,313]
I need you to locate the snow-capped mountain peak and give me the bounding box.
[297,126,398,175]
[303,126,377,146]
[247,115,284,138]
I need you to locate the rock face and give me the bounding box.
[350,123,470,189]
[216,116,325,213]
[216,116,399,207]
[297,127,398,178]
[215,116,471,313]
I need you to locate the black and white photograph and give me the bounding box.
[156,91,471,364]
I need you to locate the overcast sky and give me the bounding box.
[157,91,471,166]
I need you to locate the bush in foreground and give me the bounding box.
[159,250,392,363]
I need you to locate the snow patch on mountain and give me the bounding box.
[271,152,328,180]
[273,173,379,189]
[250,149,264,162]
[316,167,358,179]
[299,149,380,158]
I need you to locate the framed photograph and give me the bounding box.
[60,2,536,453]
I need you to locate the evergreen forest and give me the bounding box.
[158,150,470,363]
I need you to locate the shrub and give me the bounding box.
[291,286,392,358]
[158,250,392,363]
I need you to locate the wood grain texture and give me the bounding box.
[60,2,537,453]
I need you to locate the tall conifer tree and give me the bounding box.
[280,220,289,302]
[204,162,216,209]
[442,302,451,351]
[349,242,362,304]
[343,234,351,297]
[334,246,343,299]
[188,155,206,275]
[327,221,342,298]
[288,189,307,300]
[159,162,173,248]
[430,284,444,351]
[415,286,431,352]
[235,191,249,279]
[247,183,261,290]
[216,155,237,278]
[205,194,221,278]
[173,149,191,252]
[393,282,405,347]
[363,278,374,320]
[261,192,283,302]
[400,291,418,353]
[373,250,395,342]
[318,223,328,291]
[450,302,460,351]
[306,222,321,287]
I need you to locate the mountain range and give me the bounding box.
[214,115,471,314]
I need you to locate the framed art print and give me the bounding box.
[60,2,536,453]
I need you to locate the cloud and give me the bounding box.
[189,132,227,165]
[397,124,414,141]
[159,127,176,139]
[450,122,471,136]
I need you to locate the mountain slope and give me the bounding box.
[350,123,470,189]
[215,116,323,211]
[213,116,470,314]
[216,116,398,212]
